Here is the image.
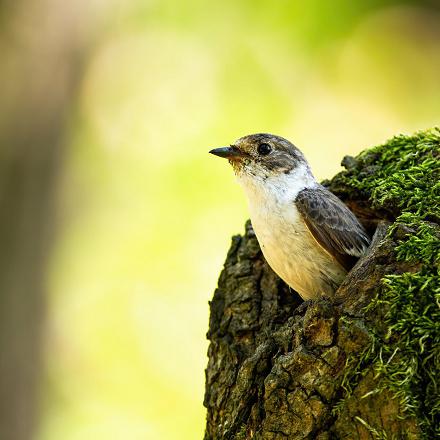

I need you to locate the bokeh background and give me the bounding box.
[1,1,440,439]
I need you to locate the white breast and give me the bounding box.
[236,165,347,299]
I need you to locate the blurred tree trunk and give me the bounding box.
[0,2,85,439]
[203,137,437,439]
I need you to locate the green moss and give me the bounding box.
[374,270,439,418]
[234,425,248,440]
[334,128,440,438]
[336,127,440,220]
[391,214,440,264]
[354,416,397,440]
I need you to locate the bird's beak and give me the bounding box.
[209,146,243,159]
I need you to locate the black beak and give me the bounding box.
[209,146,243,159]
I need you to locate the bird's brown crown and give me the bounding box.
[231,133,307,176]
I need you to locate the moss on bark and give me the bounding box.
[204,128,439,439]
[330,128,440,438]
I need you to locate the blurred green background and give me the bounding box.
[1,1,440,439]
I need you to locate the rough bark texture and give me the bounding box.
[204,131,439,439]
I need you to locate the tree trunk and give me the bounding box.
[204,130,439,439]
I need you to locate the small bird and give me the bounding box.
[210,133,370,300]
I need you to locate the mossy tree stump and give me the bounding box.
[204,129,439,439]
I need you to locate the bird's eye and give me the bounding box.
[257,143,272,155]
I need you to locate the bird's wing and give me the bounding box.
[295,186,371,271]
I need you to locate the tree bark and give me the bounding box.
[204,133,439,439]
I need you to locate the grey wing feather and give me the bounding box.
[295,186,371,270]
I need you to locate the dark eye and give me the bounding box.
[257,143,272,155]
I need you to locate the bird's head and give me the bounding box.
[210,133,310,184]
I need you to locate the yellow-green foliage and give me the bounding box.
[339,128,440,438]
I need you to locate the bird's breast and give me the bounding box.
[249,201,305,257]
[248,199,346,300]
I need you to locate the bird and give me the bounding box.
[209,133,370,300]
